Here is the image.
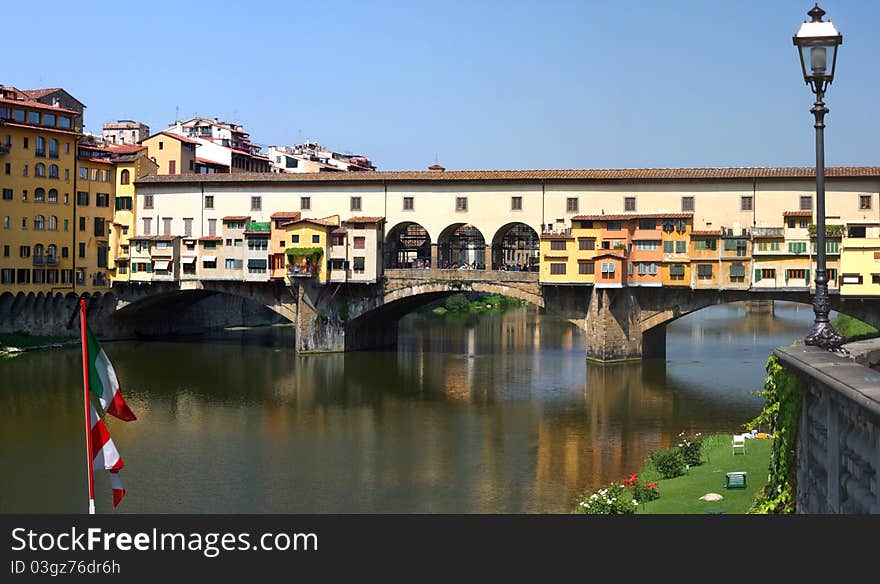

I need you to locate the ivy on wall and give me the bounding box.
[746,355,807,514]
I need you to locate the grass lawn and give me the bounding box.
[0,331,76,349]
[833,314,879,342]
[636,434,772,514]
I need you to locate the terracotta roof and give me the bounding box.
[198,236,223,241]
[128,235,177,241]
[270,211,302,219]
[572,212,694,221]
[540,233,574,239]
[105,144,145,154]
[222,216,250,221]
[593,251,626,259]
[345,216,384,224]
[0,96,80,115]
[0,120,80,136]
[141,131,200,146]
[136,166,880,186]
[783,210,813,217]
[691,230,722,236]
[331,227,348,234]
[196,157,229,167]
[285,218,337,227]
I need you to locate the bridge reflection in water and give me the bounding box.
[0,303,814,513]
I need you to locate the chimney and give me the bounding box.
[428,164,445,171]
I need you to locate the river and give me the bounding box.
[0,301,815,513]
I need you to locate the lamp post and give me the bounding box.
[794,4,844,351]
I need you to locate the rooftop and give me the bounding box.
[136,166,880,186]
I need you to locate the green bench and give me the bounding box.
[725,471,747,489]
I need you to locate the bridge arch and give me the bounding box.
[437,223,486,269]
[384,221,432,269]
[490,222,540,271]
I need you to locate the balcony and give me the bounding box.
[752,227,784,238]
[0,144,9,154]
[46,256,58,266]
[287,266,317,278]
[32,255,45,266]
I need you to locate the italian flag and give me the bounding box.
[87,326,136,422]
[90,401,126,508]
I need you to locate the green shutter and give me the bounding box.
[805,269,810,284]
[754,268,762,282]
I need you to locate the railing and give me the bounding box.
[385,268,539,283]
[32,255,44,266]
[287,267,317,278]
[774,345,880,513]
[46,256,58,266]
[752,227,785,238]
[0,144,10,154]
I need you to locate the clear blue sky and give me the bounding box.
[5,0,877,170]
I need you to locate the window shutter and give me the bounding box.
[805,269,810,284]
[754,268,762,282]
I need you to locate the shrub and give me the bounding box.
[677,431,704,467]
[622,474,660,504]
[444,294,471,312]
[650,447,686,479]
[575,483,637,514]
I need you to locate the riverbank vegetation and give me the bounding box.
[832,313,878,342]
[424,293,527,316]
[574,433,772,514]
[0,331,76,350]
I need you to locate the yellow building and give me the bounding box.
[283,217,339,285]
[539,217,601,284]
[107,145,158,283]
[75,140,116,290]
[839,223,880,296]
[140,131,197,175]
[660,215,692,286]
[0,88,81,294]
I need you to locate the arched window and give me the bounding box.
[48,138,58,158]
[34,215,45,230]
[49,164,59,178]
[48,216,58,231]
[34,188,45,202]
[120,169,131,185]
[35,163,46,177]
[47,244,57,258]
[47,189,58,203]
[35,136,45,156]
[34,244,44,257]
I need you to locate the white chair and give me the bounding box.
[732,434,746,455]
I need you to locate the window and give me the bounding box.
[78,243,86,258]
[579,239,595,251]
[312,234,320,244]
[64,169,69,180]
[741,196,753,211]
[455,197,468,212]
[79,216,86,231]
[64,219,69,231]
[168,160,176,174]
[35,163,46,177]
[403,197,414,211]
[565,198,579,213]
[96,193,109,207]
[350,196,361,212]
[511,196,522,211]
[202,258,217,269]
[121,169,130,185]
[550,263,566,275]
[34,215,45,230]
[162,217,172,235]
[142,217,152,235]
[43,114,55,127]
[49,138,58,158]
[200,195,213,210]
[77,191,90,206]
[21,217,27,229]
[858,194,872,210]
[550,240,567,251]
[681,196,694,212]
[203,241,217,250]
[669,264,685,279]
[35,137,45,157]
[788,241,807,254]
[247,238,269,251]
[247,259,267,274]
[2,188,11,200]
[20,245,30,258]
[579,261,595,275]
[694,238,717,250]
[600,262,616,275]
[635,241,659,251]
[61,247,69,258]
[205,218,216,236]
[605,221,621,231]
[94,217,105,236]
[47,189,57,203]
[13,110,25,122]
[353,257,366,274]
[800,196,812,211]
[636,262,658,275]
[697,264,713,279]
[2,216,7,229]
[48,216,57,231]
[183,218,193,237]
[22,164,28,177]
[663,240,673,253]
[301,197,311,210]
[115,197,132,211]
[28,111,40,124]
[353,236,366,249]
[787,269,808,280]
[638,218,655,230]
[624,197,636,212]
[59,117,71,129]
[251,196,262,211]
[97,246,108,268]
[291,234,300,243]
[729,263,745,282]
[872,274,880,285]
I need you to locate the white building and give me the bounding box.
[266,142,375,174]
[103,120,150,145]
[166,117,271,173]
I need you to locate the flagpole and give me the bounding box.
[80,299,95,515]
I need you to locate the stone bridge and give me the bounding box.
[5,272,879,361]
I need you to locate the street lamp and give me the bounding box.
[794,4,844,350]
